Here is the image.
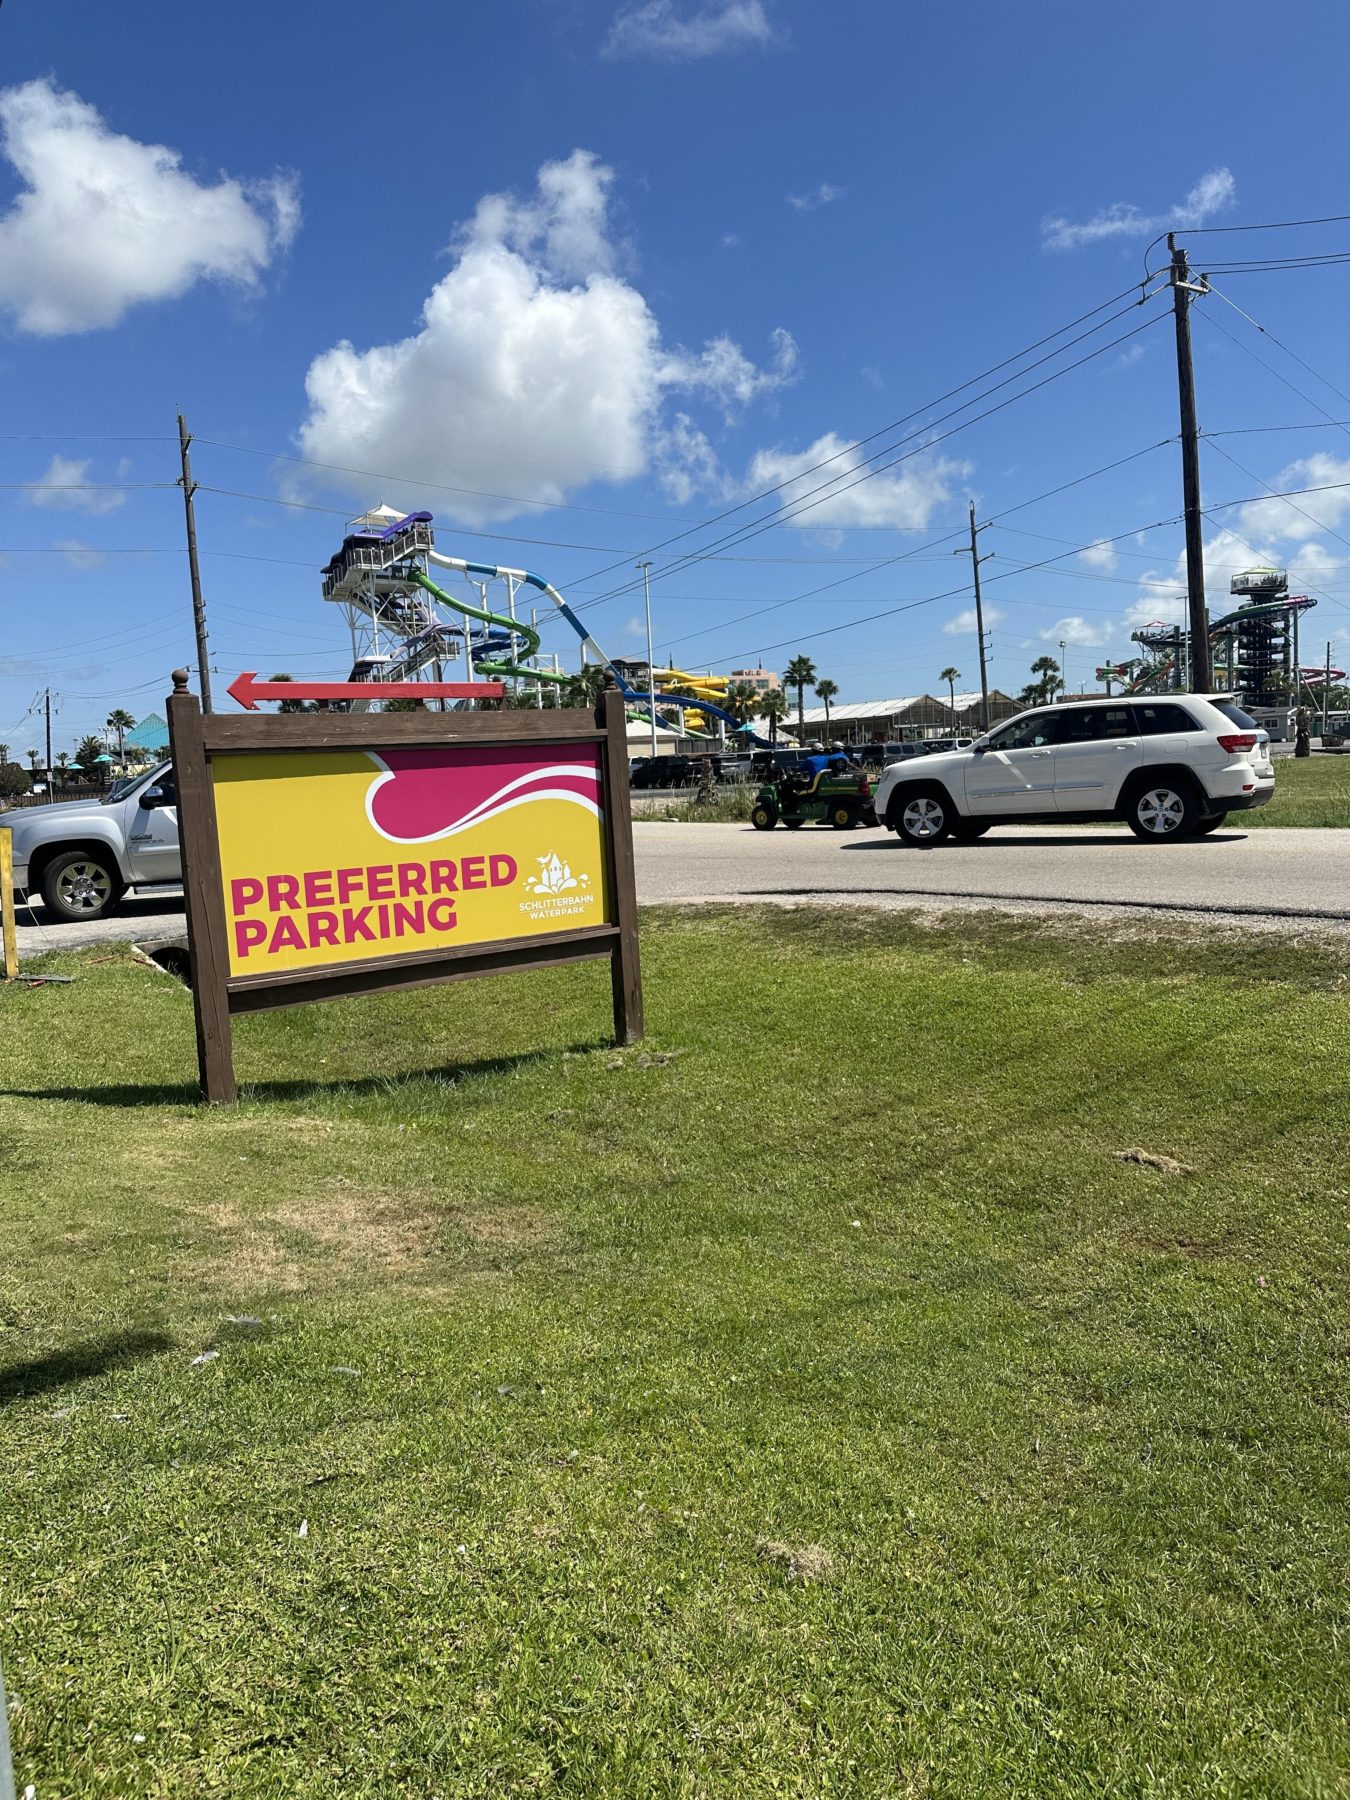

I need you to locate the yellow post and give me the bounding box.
[0,827,16,980]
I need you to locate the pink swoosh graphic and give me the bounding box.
[366,745,603,844]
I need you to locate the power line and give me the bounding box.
[710,513,1185,668]
[1205,282,1350,412]
[1177,212,1350,235]
[1203,437,1350,559]
[573,305,1170,617]
[1196,307,1350,448]
[655,437,1174,657]
[1204,419,1350,438]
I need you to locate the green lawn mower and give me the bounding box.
[751,766,876,831]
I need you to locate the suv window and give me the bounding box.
[1059,706,1135,743]
[1131,702,1199,735]
[1212,701,1259,730]
[983,711,1063,751]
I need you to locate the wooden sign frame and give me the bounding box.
[167,673,642,1104]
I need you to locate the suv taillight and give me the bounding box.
[1217,732,1258,753]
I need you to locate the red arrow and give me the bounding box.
[227,672,506,711]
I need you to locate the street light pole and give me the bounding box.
[1059,638,1068,698]
[638,561,657,757]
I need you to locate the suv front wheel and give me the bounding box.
[40,849,125,922]
[1124,779,1200,842]
[890,785,953,847]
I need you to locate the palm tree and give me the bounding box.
[564,665,607,710]
[814,678,839,734]
[1019,655,1061,707]
[106,708,135,761]
[55,750,69,788]
[75,734,107,781]
[269,672,314,714]
[783,656,817,741]
[0,743,8,766]
[25,749,39,773]
[939,666,961,729]
[723,681,757,724]
[759,687,789,745]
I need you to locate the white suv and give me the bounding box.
[874,696,1274,846]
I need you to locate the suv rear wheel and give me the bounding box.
[1194,811,1228,835]
[1125,779,1200,842]
[41,849,124,922]
[891,785,953,847]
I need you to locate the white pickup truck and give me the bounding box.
[0,762,180,921]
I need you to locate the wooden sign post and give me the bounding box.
[0,827,17,981]
[167,672,642,1104]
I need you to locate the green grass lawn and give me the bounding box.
[2,908,1348,1797]
[1243,754,1350,827]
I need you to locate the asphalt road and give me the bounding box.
[13,820,1350,956]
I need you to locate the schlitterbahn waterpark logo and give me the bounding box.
[212,743,609,976]
[521,850,596,922]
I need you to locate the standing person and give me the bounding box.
[1295,706,1312,758]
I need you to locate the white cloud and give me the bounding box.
[602,0,775,59]
[744,433,969,531]
[1078,538,1118,573]
[787,182,843,213]
[1234,453,1350,544]
[656,413,730,505]
[295,151,793,527]
[945,605,1004,637]
[27,454,124,515]
[1042,167,1235,252]
[54,538,107,571]
[721,231,741,249]
[0,78,299,335]
[1040,615,1108,648]
[664,326,798,412]
[860,365,884,390]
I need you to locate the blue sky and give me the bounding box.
[2,0,1349,749]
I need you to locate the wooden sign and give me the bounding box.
[167,672,642,1104]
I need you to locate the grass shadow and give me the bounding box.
[1,1041,612,1110]
[0,1329,174,1407]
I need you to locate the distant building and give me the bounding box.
[124,712,170,757]
[792,692,1019,740]
[727,666,780,693]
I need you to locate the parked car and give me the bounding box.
[872,698,1274,846]
[0,761,179,920]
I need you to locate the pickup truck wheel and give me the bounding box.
[890,786,953,847]
[1125,779,1200,841]
[41,850,124,922]
[951,819,992,840]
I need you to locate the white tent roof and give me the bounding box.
[794,692,987,725]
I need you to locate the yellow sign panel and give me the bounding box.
[212,743,610,978]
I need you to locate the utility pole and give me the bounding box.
[1324,640,1333,739]
[956,502,992,731]
[638,561,657,756]
[44,687,52,783]
[176,412,214,712]
[1168,236,1211,693]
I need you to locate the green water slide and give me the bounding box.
[410,567,570,686]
